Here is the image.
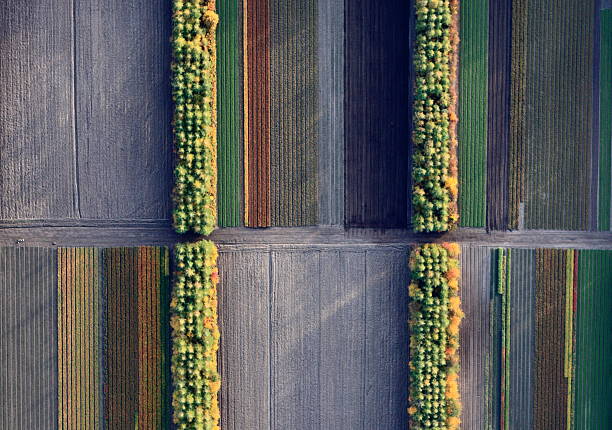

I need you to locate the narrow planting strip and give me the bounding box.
[217,0,244,227]
[486,0,511,231]
[245,0,271,226]
[57,248,101,429]
[458,0,488,227]
[509,0,528,229]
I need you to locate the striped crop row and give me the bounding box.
[408,243,463,429]
[412,0,459,232]
[57,247,170,430]
[172,0,219,234]
[171,240,221,429]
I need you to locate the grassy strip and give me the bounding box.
[171,241,221,429]
[509,0,527,229]
[458,0,488,227]
[412,1,459,232]
[172,0,219,234]
[217,0,243,227]
[408,243,462,429]
[599,10,612,230]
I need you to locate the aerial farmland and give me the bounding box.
[0,1,609,429]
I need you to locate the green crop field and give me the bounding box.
[575,250,612,429]
[217,0,243,227]
[458,0,488,228]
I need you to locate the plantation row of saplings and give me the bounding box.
[171,0,221,429]
[167,0,464,428]
[409,2,464,427]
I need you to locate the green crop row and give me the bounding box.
[412,0,459,232]
[498,249,511,430]
[171,240,220,429]
[171,0,219,235]
[408,243,462,429]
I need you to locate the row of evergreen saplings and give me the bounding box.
[408,243,463,429]
[171,240,221,429]
[412,0,460,232]
[172,0,219,235]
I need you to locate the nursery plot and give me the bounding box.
[524,0,594,230]
[459,247,611,429]
[217,0,323,227]
[458,0,489,228]
[56,246,170,430]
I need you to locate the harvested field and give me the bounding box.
[0,247,58,428]
[458,0,489,228]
